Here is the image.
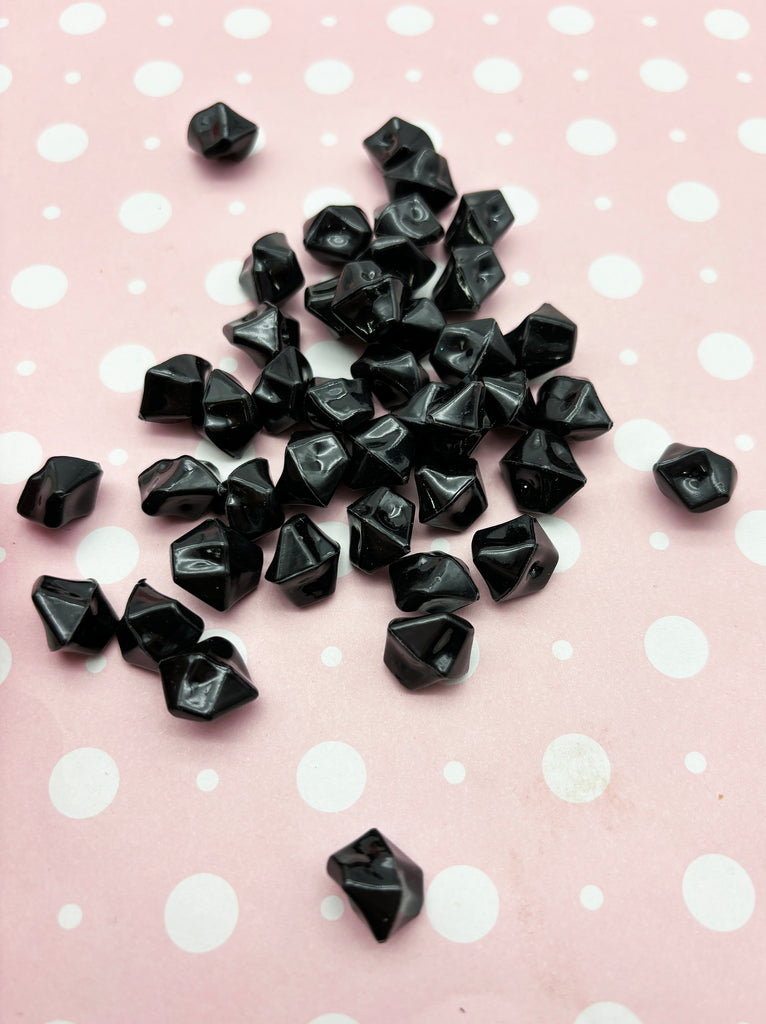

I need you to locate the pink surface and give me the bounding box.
[1,2,766,1022]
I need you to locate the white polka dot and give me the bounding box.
[59,2,106,34]
[0,65,11,93]
[11,265,68,309]
[536,515,580,572]
[99,344,155,392]
[566,119,616,156]
[297,741,366,812]
[0,18,8,28]
[199,629,248,664]
[441,637,480,686]
[302,186,354,218]
[128,279,146,295]
[495,131,513,145]
[640,58,688,92]
[235,71,252,84]
[580,885,604,910]
[197,769,219,792]
[193,439,253,478]
[219,356,238,374]
[511,270,530,285]
[697,332,753,380]
[483,13,499,24]
[430,537,451,552]
[133,61,183,97]
[16,359,36,375]
[426,865,499,942]
[224,8,271,37]
[644,616,708,679]
[594,196,612,211]
[685,751,707,773]
[37,123,88,162]
[667,181,719,222]
[143,136,160,150]
[552,640,573,660]
[205,261,248,306]
[0,637,11,684]
[64,70,81,84]
[704,9,749,40]
[157,13,173,25]
[76,526,139,584]
[58,904,82,929]
[320,894,345,920]
[572,68,589,81]
[413,119,442,151]
[85,655,106,674]
[683,854,755,931]
[308,1017,359,1024]
[312,520,350,578]
[543,733,610,803]
[228,201,246,216]
[575,1004,642,1024]
[642,15,658,26]
[118,192,171,234]
[649,531,669,550]
[444,760,466,784]
[619,348,638,364]
[109,448,129,466]
[669,129,687,142]
[405,68,423,82]
[699,267,718,283]
[735,434,754,451]
[42,206,61,220]
[0,432,43,484]
[49,748,119,819]
[165,873,239,952]
[588,254,643,298]
[386,5,434,34]
[320,15,338,27]
[500,185,538,225]
[547,5,594,34]
[473,57,522,93]
[735,510,766,565]
[320,132,338,146]
[736,70,752,83]
[305,60,354,95]
[321,646,342,667]
[306,339,355,378]
[613,418,671,470]
[737,118,766,154]
[0,548,6,562]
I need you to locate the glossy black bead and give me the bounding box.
[327,827,424,942]
[374,195,443,247]
[535,375,613,440]
[170,519,263,611]
[445,190,514,248]
[483,373,535,429]
[252,346,312,434]
[276,430,349,507]
[224,458,285,538]
[138,456,221,520]
[239,232,304,305]
[31,576,117,655]
[331,261,407,343]
[389,552,479,614]
[187,102,258,161]
[415,458,487,531]
[363,116,433,170]
[652,443,737,513]
[432,245,505,313]
[304,377,375,433]
[503,303,576,380]
[422,380,489,459]
[396,381,453,455]
[17,456,102,528]
[347,487,415,573]
[390,297,446,359]
[382,148,457,213]
[303,205,372,265]
[264,513,340,606]
[385,612,474,690]
[223,303,300,370]
[500,428,586,514]
[116,579,204,672]
[202,369,259,457]
[160,637,258,722]
[303,276,346,336]
[471,514,559,602]
[363,235,435,290]
[350,345,428,410]
[431,318,513,385]
[138,354,211,426]
[343,415,415,490]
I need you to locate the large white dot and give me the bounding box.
[500,185,538,225]
[99,343,155,392]
[59,2,105,33]
[444,760,466,784]
[735,434,754,451]
[223,8,271,37]
[304,60,354,95]
[685,751,707,773]
[58,904,83,929]
[588,254,643,298]
[196,769,219,792]
[575,1004,643,1024]
[613,418,671,470]
[303,186,354,218]
[580,885,603,910]
[566,119,617,155]
[76,526,139,584]
[306,339,355,379]
[296,741,366,812]
[0,637,12,683]
[426,865,499,942]
[11,265,68,309]
[704,9,749,39]
[536,514,580,571]
[0,431,42,484]
[547,5,594,34]
[543,734,610,803]
[321,646,342,667]
[639,57,688,91]
[644,615,708,678]
[109,448,128,466]
[320,894,345,920]
[667,181,719,222]
[36,124,88,163]
[118,192,172,234]
[735,510,766,565]
[164,873,239,952]
[205,261,248,305]
[386,5,434,34]
[697,332,753,380]
[738,118,766,154]
[649,531,669,550]
[134,61,183,97]
[0,65,12,93]
[49,748,119,819]
[473,58,522,93]
[682,854,755,931]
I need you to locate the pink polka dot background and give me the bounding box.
[1,1,766,1021]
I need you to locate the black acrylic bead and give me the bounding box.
[432,245,505,313]
[160,636,258,722]
[390,297,446,359]
[363,235,435,290]
[363,117,433,170]
[252,346,313,434]
[471,515,559,602]
[331,261,407,343]
[170,519,263,611]
[482,373,535,430]
[389,552,479,614]
[202,369,260,457]
[350,345,428,410]
[138,456,221,520]
[535,375,613,440]
[223,303,300,370]
[415,458,488,531]
[17,456,102,528]
[304,377,375,434]
[31,576,118,655]
[382,148,457,213]
[384,612,474,690]
[503,303,577,380]
[652,443,737,513]
[421,380,489,459]
[276,430,349,507]
[187,102,258,161]
[374,195,443,247]
[343,415,415,490]
[431,318,513,385]
[445,189,514,248]
[138,354,211,426]
[347,487,415,573]
[500,428,586,514]
[303,205,372,265]
[304,276,346,336]
[116,579,204,672]
[224,458,285,538]
[239,232,304,305]
[265,514,340,606]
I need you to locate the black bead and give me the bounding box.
[374,195,443,247]
[431,318,513,385]
[500,428,586,514]
[396,381,453,448]
[17,456,102,528]
[264,513,340,606]
[535,375,613,440]
[390,297,446,359]
[116,579,204,672]
[503,303,577,380]
[138,455,221,520]
[344,415,415,489]
[482,373,535,429]
[347,487,415,573]
[187,102,258,161]
[304,377,375,434]
[223,303,300,370]
[652,443,737,513]
[415,458,488,531]
[422,380,489,459]
[445,190,514,248]
[160,637,258,722]
[363,116,433,170]
[252,346,312,434]
[239,232,305,305]
[139,354,211,427]
[303,276,346,336]
[389,552,479,614]
[350,344,428,410]
[432,245,505,313]
[363,235,435,290]
[276,430,349,507]
[331,261,407,343]
[303,205,372,265]
[384,612,474,689]
[382,148,457,213]
[327,827,424,942]
[202,369,260,457]
[224,458,285,538]
[471,515,559,602]
[31,576,118,655]
[170,519,263,611]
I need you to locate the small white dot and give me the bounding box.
[128,279,146,295]
[482,12,499,24]
[580,885,604,910]
[320,132,338,146]
[16,360,36,376]
[735,434,754,451]
[321,646,342,667]
[594,196,612,211]
[619,348,638,365]
[699,267,718,283]
[429,537,451,553]
[144,136,160,150]
[511,270,530,285]
[197,769,219,792]
[86,655,106,673]
[685,752,707,774]
[108,448,128,466]
[58,904,83,929]
[236,71,252,84]
[64,70,81,84]
[669,129,687,142]
[552,640,573,660]
[573,68,589,81]
[736,71,752,83]
[496,131,513,145]
[43,205,61,220]
[320,14,337,26]
[444,761,466,784]
[320,894,344,920]
[224,8,271,37]
[0,548,6,563]
[704,9,750,40]
[642,15,658,26]
[228,200,246,215]
[219,356,238,374]
[0,18,9,28]
[650,531,669,550]
[157,13,173,26]
[405,68,422,82]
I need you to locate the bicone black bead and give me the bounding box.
[500,428,586,514]
[482,373,535,429]
[264,513,340,606]
[202,369,260,457]
[347,487,415,573]
[363,235,435,290]
[223,303,300,370]
[224,458,285,538]
[304,377,375,434]
[363,116,433,170]
[303,205,372,265]
[170,519,263,611]
[471,514,559,602]
[422,380,489,459]
[138,455,221,520]
[187,102,258,161]
[239,232,305,305]
[374,195,443,247]
[252,346,312,435]
[415,458,488,531]
[160,636,258,722]
[503,303,577,380]
[432,245,505,313]
[331,261,407,343]
[17,456,102,528]
[535,375,613,440]
[116,579,204,672]
[390,297,446,359]
[350,345,428,410]
[303,276,346,336]
[344,415,415,489]
[327,827,424,942]
[431,318,513,385]
[384,612,474,690]
[389,552,479,614]
[31,576,118,655]
[139,354,211,427]
[276,430,349,507]
[396,381,453,438]
[382,148,457,213]
[652,443,737,513]
[445,190,514,248]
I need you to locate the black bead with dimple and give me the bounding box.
[160,636,258,722]
[31,575,118,655]
[363,235,436,290]
[170,518,263,611]
[265,513,340,606]
[482,373,536,430]
[432,245,505,313]
[347,487,415,573]
[382,148,457,212]
[224,458,285,539]
[304,377,375,434]
[252,346,313,434]
[187,102,258,161]
[389,552,479,614]
[445,189,514,248]
[139,353,211,426]
[276,430,349,507]
[421,380,489,460]
[223,303,300,370]
[535,375,613,440]
[500,428,586,514]
[343,415,415,490]
[116,579,205,672]
[239,232,305,305]
[202,369,260,457]
[331,260,408,343]
[384,612,474,690]
[504,303,577,379]
[415,457,488,531]
[390,297,446,358]
[303,275,346,336]
[138,455,222,520]
[431,318,513,384]
[350,344,428,410]
[472,514,559,602]
[374,195,443,247]
[652,443,737,513]
[396,381,453,438]
[303,205,372,265]
[17,456,103,529]
[363,116,433,170]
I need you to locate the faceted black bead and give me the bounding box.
[304,377,375,434]
[374,195,443,247]
[139,354,211,427]
[17,456,102,528]
[138,456,221,520]
[652,443,737,513]
[500,428,586,514]
[264,513,340,607]
[482,373,535,429]
[535,375,613,441]
[431,318,513,385]
[239,232,305,305]
[471,514,559,602]
[415,458,488,531]
[303,205,372,265]
[116,579,204,672]
[389,552,479,614]
[503,303,577,380]
[432,245,505,313]
[363,116,433,170]
[445,190,514,248]
[170,519,263,611]
[347,487,415,573]
[276,430,349,507]
[384,612,474,690]
[327,827,424,942]
[350,345,428,410]
[382,148,457,213]
[222,303,300,370]
[331,261,407,343]
[187,102,258,161]
[202,369,260,457]
[363,235,435,290]
[390,297,446,359]
[303,276,346,337]
[31,576,117,655]
[160,637,258,722]
[396,381,453,452]
[343,415,415,490]
[224,458,285,538]
[252,346,312,434]
[422,380,489,459]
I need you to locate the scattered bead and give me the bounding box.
[17,456,102,528]
[187,102,258,161]
[652,444,737,512]
[385,612,474,689]
[31,576,118,654]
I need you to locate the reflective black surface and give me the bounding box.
[500,428,586,514]
[472,514,559,602]
[331,261,407,343]
[653,443,737,513]
[264,513,340,606]
[252,346,312,434]
[382,147,457,212]
[431,318,513,385]
[187,102,258,161]
[139,353,211,426]
[389,552,479,614]
[202,369,260,457]
[445,189,514,248]
[350,344,428,410]
[482,373,535,429]
[535,375,613,440]
[31,575,118,655]
[303,275,346,336]
[160,636,258,722]
[138,455,221,520]
[363,235,435,290]
[415,458,488,531]
[303,205,372,265]
[17,456,102,528]
[374,195,443,247]
[170,519,263,611]
[223,303,300,369]
[363,116,433,169]
[116,579,204,672]
[422,380,489,459]
[347,486,415,573]
[239,231,305,305]
[503,303,577,380]
[276,430,349,507]
[432,245,505,313]
[304,377,375,434]
[384,612,474,690]
[390,297,445,359]
[343,415,414,490]
[224,458,284,538]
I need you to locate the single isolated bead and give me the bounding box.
[160,636,258,722]
[239,232,305,305]
[500,428,586,514]
[139,353,211,427]
[224,458,285,538]
[445,190,514,248]
[303,205,372,265]
[17,456,102,528]
[223,303,300,369]
[504,303,577,380]
[482,373,535,430]
[431,318,513,385]
[384,612,474,690]
[471,514,559,602]
[304,275,346,337]
[415,458,488,531]
[389,551,479,614]
[116,579,204,672]
[652,443,737,513]
[327,827,424,942]
[331,260,408,343]
[187,102,258,161]
[276,430,349,507]
[363,235,435,290]
[252,346,312,434]
[31,576,118,655]
[374,195,443,247]
[304,377,375,434]
[382,148,457,213]
[350,344,428,410]
[138,455,221,520]
[432,245,505,313]
[363,116,434,170]
[202,369,260,457]
[535,375,613,440]
[390,297,446,359]
[264,513,340,607]
[343,415,415,489]
[347,487,415,573]
[170,518,263,611]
